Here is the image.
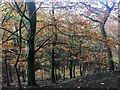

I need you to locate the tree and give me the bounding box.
[25,1,38,86]
[80,2,116,70]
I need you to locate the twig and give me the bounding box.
[35,33,54,53]
[14,1,30,21]
[29,24,55,41]
[2,29,19,45]
[0,27,27,41]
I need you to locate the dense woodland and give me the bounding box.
[1,0,120,89]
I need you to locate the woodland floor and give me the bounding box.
[2,69,120,90]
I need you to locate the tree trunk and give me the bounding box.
[4,59,10,86]
[21,69,26,83]
[73,63,76,78]
[100,23,114,70]
[26,1,38,86]
[41,69,44,83]
[79,62,83,76]
[99,3,115,71]
[51,4,56,83]
[51,43,56,83]
[83,62,87,75]
[69,60,73,79]
[14,60,22,89]
[63,65,66,81]
[55,68,58,81]
[8,63,13,83]
[58,68,61,79]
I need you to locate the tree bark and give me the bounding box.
[100,23,114,70]
[82,2,115,71]
[69,60,73,79]
[73,63,76,78]
[4,59,10,86]
[26,1,38,86]
[79,62,83,76]
[63,65,66,81]
[51,5,56,83]
[21,69,26,82]
[51,43,56,83]
[99,3,115,71]
[55,67,58,81]
[8,63,13,83]
[58,68,61,79]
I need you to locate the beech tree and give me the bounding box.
[25,1,38,86]
[80,1,116,70]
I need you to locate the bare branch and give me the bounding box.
[39,2,80,9]
[54,25,72,37]
[29,24,55,41]
[38,41,70,50]
[99,1,111,10]
[0,27,27,41]
[99,1,116,11]
[35,33,54,53]
[14,2,30,21]
[82,14,100,23]
[80,2,103,15]
[1,11,10,25]
[30,2,44,19]
[2,30,18,45]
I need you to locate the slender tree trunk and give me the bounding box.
[79,41,83,76]
[26,1,38,86]
[63,65,66,81]
[79,62,83,76]
[51,43,56,83]
[99,3,115,71]
[100,23,114,70]
[21,69,26,82]
[69,60,73,79]
[55,67,58,81]
[4,59,10,86]
[13,7,23,89]
[41,69,44,83]
[58,68,61,79]
[51,5,56,83]
[81,2,115,71]
[73,63,76,78]
[118,45,120,64]
[83,62,87,75]
[18,65,21,76]
[14,59,22,89]
[8,63,13,83]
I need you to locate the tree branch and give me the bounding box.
[0,27,27,41]
[2,30,18,45]
[83,14,100,23]
[39,2,80,9]
[29,24,55,41]
[14,2,30,21]
[80,2,103,15]
[35,33,54,53]
[1,11,11,26]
